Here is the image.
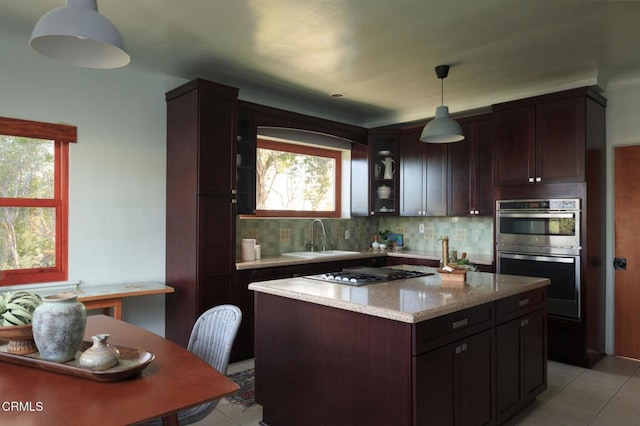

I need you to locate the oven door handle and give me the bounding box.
[499,253,576,264]
[498,212,576,219]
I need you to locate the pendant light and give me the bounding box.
[420,65,464,143]
[30,0,130,69]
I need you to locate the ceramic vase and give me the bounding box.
[32,294,86,362]
[79,334,120,370]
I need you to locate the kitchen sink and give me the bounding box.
[282,250,362,258]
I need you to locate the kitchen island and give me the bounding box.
[249,265,550,426]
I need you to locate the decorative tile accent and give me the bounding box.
[279,228,291,242]
[454,229,467,242]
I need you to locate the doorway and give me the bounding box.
[614,145,640,359]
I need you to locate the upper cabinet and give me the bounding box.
[370,130,400,216]
[236,110,257,215]
[493,87,606,186]
[448,114,493,216]
[400,127,447,216]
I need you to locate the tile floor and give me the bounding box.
[194,355,640,426]
[506,355,640,425]
[193,358,262,426]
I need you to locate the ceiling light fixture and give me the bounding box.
[30,0,130,69]
[420,65,464,143]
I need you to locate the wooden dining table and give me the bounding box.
[0,315,239,425]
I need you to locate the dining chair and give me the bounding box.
[144,304,242,425]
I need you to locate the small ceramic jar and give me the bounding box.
[79,334,120,370]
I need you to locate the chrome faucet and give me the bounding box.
[308,219,329,252]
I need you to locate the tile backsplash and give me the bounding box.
[236,216,493,258]
[378,216,493,256]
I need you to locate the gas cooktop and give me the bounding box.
[304,267,434,286]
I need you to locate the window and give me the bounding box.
[256,138,341,218]
[0,116,76,286]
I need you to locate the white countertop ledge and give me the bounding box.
[249,265,550,324]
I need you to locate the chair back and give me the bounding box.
[142,304,242,425]
[187,304,242,375]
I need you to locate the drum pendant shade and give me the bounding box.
[420,65,464,143]
[30,0,129,69]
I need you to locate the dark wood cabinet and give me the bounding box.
[164,79,239,347]
[448,114,493,216]
[495,288,547,424]
[413,302,496,426]
[493,87,605,186]
[493,87,607,368]
[236,110,256,214]
[255,284,546,426]
[415,328,495,426]
[367,129,400,216]
[400,126,447,216]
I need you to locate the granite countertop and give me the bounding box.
[237,249,492,270]
[386,249,493,265]
[236,250,386,270]
[248,265,549,324]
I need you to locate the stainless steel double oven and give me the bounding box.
[496,199,581,320]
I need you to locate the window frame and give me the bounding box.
[255,138,342,218]
[0,116,76,286]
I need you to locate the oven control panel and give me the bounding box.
[497,198,579,211]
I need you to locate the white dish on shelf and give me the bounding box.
[378,150,391,155]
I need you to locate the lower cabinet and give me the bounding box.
[495,288,548,424]
[496,308,547,423]
[415,328,496,426]
[254,286,547,425]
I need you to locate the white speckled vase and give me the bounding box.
[32,294,86,363]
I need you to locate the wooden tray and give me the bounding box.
[0,340,155,382]
[437,269,467,288]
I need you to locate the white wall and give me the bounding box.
[604,74,640,354]
[0,39,186,336]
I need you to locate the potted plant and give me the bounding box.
[0,291,43,354]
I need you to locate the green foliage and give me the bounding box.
[0,291,43,326]
[378,229,391,241]
[0,136,56,271]
[256,146,335,211]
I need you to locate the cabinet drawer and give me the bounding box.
[412,303,495,355]
[496,288,546,324]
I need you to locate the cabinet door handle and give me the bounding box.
[518,298,530,307]
[528,177,534,183]
[535,177,542,182]
[520,319,529,327]
[455,343,468,354]
[452,318,468,329]
[474,210,479,215]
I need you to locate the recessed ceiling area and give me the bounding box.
[2,0,640,127]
